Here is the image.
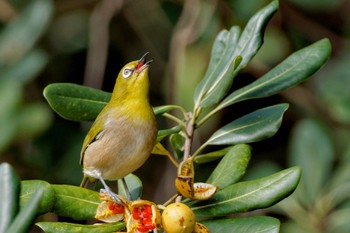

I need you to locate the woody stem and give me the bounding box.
[183,112,195,161]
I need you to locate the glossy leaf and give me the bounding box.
[193,146,233,164]
[201,216,280,233]
[193,27,240,108]
[43,83,110,122]
[152,105,185,116]
[6,186,44,233]
[19,180,55,215]
[51,185,100,220]
[169,133,184,159]
[194,0,278,108]
[215,38,332,111]
[0,163,20,233]
[288,119,333,205]
[117,173,143,201]
[36,222,125,233]
[44,83,175,122]
[156,125,182,143]
[207,144,251,189]
[190,166,301,217]
[0,0,53,64]
[151,142,171,156]
[205,104,288,145]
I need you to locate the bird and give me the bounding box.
[79,53,157,201]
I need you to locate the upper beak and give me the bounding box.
[135,52,152,73]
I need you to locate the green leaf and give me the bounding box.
[51,185,100,220]
[36,222,125,233]
[194,0,278,108]
[215,38,332,111]
[288,119,333,205]
[244,161,282,181]
[118,174,143,201]
[201,216,280,233]
[193,146,233,164]
[169,133,184,160]
[328,161,350,205]
[6,186,44,233]
[0,163,20,233]
[156,125,182,143]
[207,144,251,189]
[205,104,288,145]
[19,180,55,215]
[190,166,301,217]
[0,0,53,64]
[0,79,22,116]
[328,203,350,233]
[0,79,22,152]
[44,83,175,122]
[153,105,185,116]
[280,222,311,233]
[0,49,48,85]
[43,83,110,122]
[17,103,53,138]
[193,27,240,108]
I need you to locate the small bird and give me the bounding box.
[80,53,157,199]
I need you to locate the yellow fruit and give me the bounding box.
[162,203,196,233]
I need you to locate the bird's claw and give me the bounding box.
[99,188,122,204]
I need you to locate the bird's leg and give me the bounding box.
[83,169,123,203]
[121,178,131,201]
[98,175,122,204]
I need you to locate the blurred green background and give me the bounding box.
[0,0,350,232]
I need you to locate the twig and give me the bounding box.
[183,112,195,161]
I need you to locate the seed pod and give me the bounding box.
[162,203,196,233]
[193,222,210,233]
[95,192,127,223]
[127,200,161,233]
[176,158,218,200]
[193,182,217,201]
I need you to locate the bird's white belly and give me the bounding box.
[83,117,155,180]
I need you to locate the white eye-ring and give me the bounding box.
[122,67,133,78]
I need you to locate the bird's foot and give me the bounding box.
[96,174,123,204]
[99,188,122,204]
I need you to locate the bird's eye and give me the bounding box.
[122,67,133,78]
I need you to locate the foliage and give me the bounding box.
[0,0,334,233]
[0,0,53,152]
[269,118,350,233]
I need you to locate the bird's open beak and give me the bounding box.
[135,52,152,73]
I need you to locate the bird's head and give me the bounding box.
[112,52,152,101]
